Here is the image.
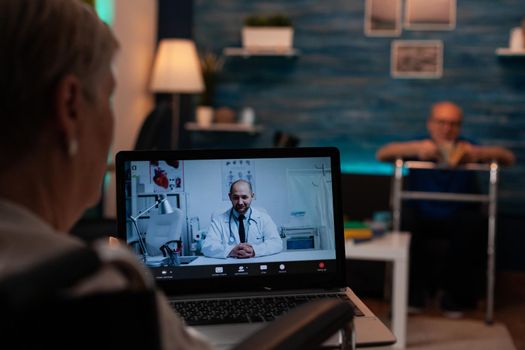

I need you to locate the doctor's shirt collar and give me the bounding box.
[232,207,252,220]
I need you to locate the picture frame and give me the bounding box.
[404,0,456,31]
[221,159,256,200]
[391,40,443,78]
[364,0,402,37]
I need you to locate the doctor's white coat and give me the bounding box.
[201,207,283,259]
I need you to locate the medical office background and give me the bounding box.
[128,156,335,257]
[94,0,524,270]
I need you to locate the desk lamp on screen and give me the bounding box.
[129,194,174,263]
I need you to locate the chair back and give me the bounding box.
[146,208,184,256]
[0,247,161,350]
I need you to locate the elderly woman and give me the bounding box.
[0,0,211,348]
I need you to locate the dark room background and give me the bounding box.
[154,0,525,270]
[192,0,524,214]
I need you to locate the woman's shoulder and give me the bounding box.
[0,221,85,278]
[69,241,155,295]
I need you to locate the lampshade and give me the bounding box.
[157,194,174,215]
[150,39,204,93]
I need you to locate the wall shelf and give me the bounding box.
[223,47,300,57]
[496,48,525,57]
[185,122,263,134]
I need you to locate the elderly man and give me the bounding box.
[376,101,515,317]
[376,101,515,166]
[201,180,283,259]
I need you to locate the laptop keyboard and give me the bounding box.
[170,293,364,326]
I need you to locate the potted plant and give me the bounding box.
[196,51,224,126]
[242,14,294,51]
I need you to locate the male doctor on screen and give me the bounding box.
[201,180,283,259]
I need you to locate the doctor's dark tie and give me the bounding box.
[238,214,246,243]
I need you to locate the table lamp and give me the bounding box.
[150,39,204,149]
[129,194,174,262]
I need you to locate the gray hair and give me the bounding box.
[0,0,118,162]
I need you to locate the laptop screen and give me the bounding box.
[116,147,346,295]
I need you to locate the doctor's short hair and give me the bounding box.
[229,179,253,194]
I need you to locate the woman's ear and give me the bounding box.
[53,74,82,155]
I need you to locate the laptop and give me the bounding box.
[115,147,395,348]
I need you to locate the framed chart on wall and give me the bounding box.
[364,0,402,37]
[221,159,256,200]
[391,40,443,79]
[404,0,456,31]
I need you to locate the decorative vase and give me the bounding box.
[196,106,213,127]
[509,27,523,51]
[240,107,255,126]
[214,107,236,124]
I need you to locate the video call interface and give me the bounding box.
[123,156,338,280]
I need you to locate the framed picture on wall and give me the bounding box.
[221,159,256,200]
[364,0,402,37]
[391,40,443,78]
[404,0,456,31]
